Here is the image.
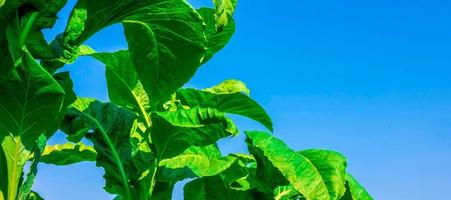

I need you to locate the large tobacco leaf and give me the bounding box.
[151,107,238,160]
[0,51,65,200]
[91,51,151,127]
[246,131,330,200]
[299,150,347,200]
[177,80,273,131]
[62,0,207,106]
[62,98,137,200]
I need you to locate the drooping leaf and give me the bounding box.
[151,107,238,160]
[91,51,151,127]
[40,142,96,165]
[340,174,373,200]
[246,131,330,200]
[0,51,65,200]
[177,81,272,131]
[158,144,235,181]
[149,181,175,200]
[299,149,347,200]
[197,8,235,63]
[61,99,137,200]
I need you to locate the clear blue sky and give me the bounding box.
[33,0,451,199]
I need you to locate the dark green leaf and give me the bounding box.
[25,191,43,200]
[184,176,253,200]
[0,51,64,200]
[91,51,151,127]
[62,99,137,200]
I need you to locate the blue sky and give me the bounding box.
[33,0,451,199]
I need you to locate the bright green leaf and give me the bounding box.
[40,142,96,165]
[158,144,235,181]
[341,174,373,200]
[197,8,235,63]
[151,107,238,160]
[299,149,347,200]
[246,131,330,200]
[177,82,272,131]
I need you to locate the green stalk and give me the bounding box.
[83,113,132,200]
[18,12,39,48]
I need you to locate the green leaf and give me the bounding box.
[340,174,373,200]
[177,81,272,131]
[25,191,43,200]
[151,107,238,160]
[91,51,151,127]
[299,149,347,200]
[205,79,250,95]
[62,99,137,200]
[273,185,301,200]
[184,176,253,200]
[212,0,237,27]
[0,51,65,200]
[149,182,175,200]
[197,8,235,63]
[62,0,207,104]
[17,134,47,200]
[158,144,235,181]
[40,142,96,165]
[123,18,205,108]
[246,131,330,200]
[0,0,5,7]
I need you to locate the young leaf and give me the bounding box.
[212,0,237,27]
[197,8,235,63]
[151,107,238,160]
[177,81,273,131]
[246,131,330,200]
[40,142,96,166]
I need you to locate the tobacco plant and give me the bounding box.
[0,0,373,200]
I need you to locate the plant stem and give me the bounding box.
[18,12,39,48]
